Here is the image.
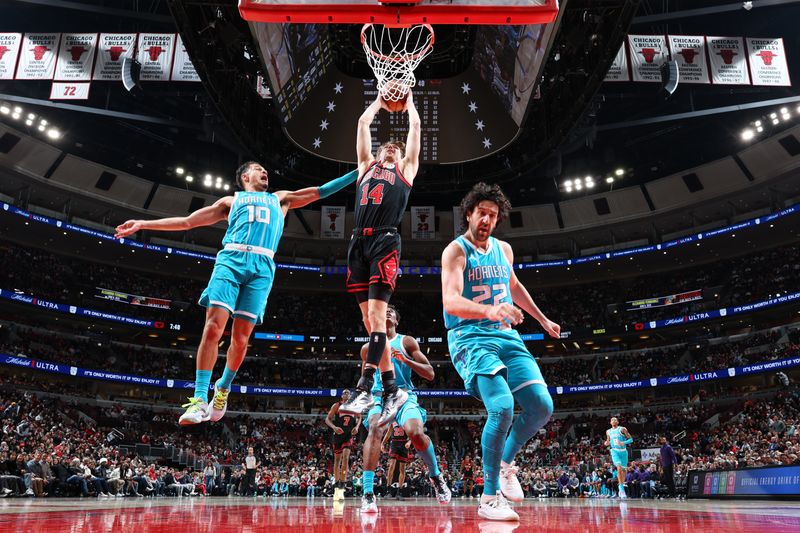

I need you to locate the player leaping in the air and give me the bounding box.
[339,91,421,428]
[115,162,358,425]
[605,417,634,499]
[441,182,560,521]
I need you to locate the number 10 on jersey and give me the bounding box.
[247,205,271,223]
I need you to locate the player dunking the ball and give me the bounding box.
[605,417,634,499]
[115,162,358,425]
[441,183,560,521]
[326,390,361,501]
[339,91,421,427]
[358,305,450,513]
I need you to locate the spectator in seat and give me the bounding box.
[66,458,90,497]
[204,461,216,495]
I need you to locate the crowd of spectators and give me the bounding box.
[1,322,794,390]
[1,239,798,337]
[0,369,797,501]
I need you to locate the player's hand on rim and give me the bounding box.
[540,318,561,339]
[114,219,143,239]
[486,303,523,326]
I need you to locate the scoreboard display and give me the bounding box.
[250,22,555,164]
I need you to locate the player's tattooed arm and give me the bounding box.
[115,196,232,238]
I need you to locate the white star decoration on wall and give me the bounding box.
[334,82,343,94]
[313,137,321,149]
[461,82,472,94]
[468,101,478,113]
[475,120,485,131]
[327,101,336,112]
[482,138,492,149]
[319,119,329,131]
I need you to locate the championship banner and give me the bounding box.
[54,33,97,81]
[626,289,703,311]
[170,35,200,82]
[411,206,435,240]
[15,33,60,80]
[453,206,466,236]
[94,287,171,310]
[604,44,629,82]
[320,206,345,239]
[0,33,22,80]
[707,36,750,85]
[746,38,791,87]
[668,35,710,84]
[93,33,136,80]
[628,34,669,82]
[136,33,175,81]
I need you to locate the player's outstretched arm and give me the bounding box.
[357,97,383,172]
[441,242,523,324]
[276,169,359,213]
[500,240,560,338]
[398,336,434,381]
[402,92,421,182]
[114,196,232,238]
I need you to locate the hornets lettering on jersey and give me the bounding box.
[199,191,284,325]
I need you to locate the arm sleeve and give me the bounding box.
[623,437,633,445]
[318,169,359,198]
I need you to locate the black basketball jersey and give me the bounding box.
[334,405,356,431]
[354,161,412,229]
[390,424,408,444]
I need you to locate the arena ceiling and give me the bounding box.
[1,0,799,209]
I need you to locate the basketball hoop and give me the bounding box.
[361,23,434,102]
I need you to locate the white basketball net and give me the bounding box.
[361,24,434,102]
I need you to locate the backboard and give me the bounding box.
[239,0,559,26]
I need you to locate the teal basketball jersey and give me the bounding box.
[222,191,284,250]
[372,334,415,395]
[443,236,513,330]
[608,426,626,452]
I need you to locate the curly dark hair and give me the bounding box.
[235,161,260,189]
[376,140,406,161]
[459,182,512,224]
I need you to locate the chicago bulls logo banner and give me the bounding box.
[747,38,791,87]
[16,33,60,79]
[667,35,710,84]
[707,36,750,85]
[93,33,136,80]
[604,44,629,82]
[320,206,346,239]
[136,33,176,81]
[0,33,22,80]
[54,33,98,81]
[171,35,200,82]
[411,206,435,240]
[627,34,669,82]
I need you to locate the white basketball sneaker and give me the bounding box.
[360,492,378,514]
[478,492,519,521]
[209,384,230,422]
[499,461,524,502]
[178,397,210,425]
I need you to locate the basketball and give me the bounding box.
[380,80,410,112]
